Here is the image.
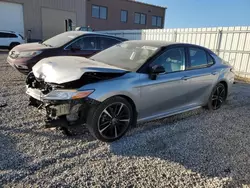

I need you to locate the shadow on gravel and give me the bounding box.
[110,87,250,186]
[0,133,29,172]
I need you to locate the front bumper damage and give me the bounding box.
[26,73,100,133]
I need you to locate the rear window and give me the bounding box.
[188,47,214,69]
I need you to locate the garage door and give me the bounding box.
[0,2,24,36]
[42,8,77,40]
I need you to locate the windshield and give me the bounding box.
[42,31,83,47]
[90,42,160,71]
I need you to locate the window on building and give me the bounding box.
[134,12,146,25]
[92,5,107,19]
[152,16,162,27]
[121,10,128,22]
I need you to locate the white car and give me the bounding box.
[0,30,25,50]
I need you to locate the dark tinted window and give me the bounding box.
[152,48,186,73]
[92,5,107,19]
[189,47,210,68]
[134,12,146,25]
[0,32,17,38]
[121,10,128,22]
[0,32,6,38]
[69,37,97,50]
[97,37,120,50]
[8,33,17,38]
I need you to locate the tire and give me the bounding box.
[207,83,227,110]
[86,96,135,142]
[8,42,20,51]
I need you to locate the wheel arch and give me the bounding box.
[116,94,138,127]
[218,80,228,97]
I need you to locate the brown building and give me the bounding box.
[0,0,166,41]
[86,0,166,31]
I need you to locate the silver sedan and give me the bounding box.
[26,41,235,142]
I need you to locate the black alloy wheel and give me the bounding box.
[98,102,130,140]
[86,96,134,142]
[208,83,227,110]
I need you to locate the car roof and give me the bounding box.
[0,30,18,34]
[123,40,214,53]
[65,31,127,40]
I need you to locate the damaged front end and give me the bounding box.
[26,71,123,131]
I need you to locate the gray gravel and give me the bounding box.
[0,52,250,187]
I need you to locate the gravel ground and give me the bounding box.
[0,51,250,187]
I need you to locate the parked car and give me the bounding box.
[0,30,25,50]
[7,31,127,74]
[26,41,235,142]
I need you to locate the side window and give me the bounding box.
[69,37,97,50]
[207,53,215,65]
[0,32,9,38]
[0,32,4,38]
[152,48,186,73]
[189,47,212,68]
[8,33,17,38]
[97,37,120,50]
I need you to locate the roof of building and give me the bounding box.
[123,0,167,9]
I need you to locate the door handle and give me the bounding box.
[181,76,190,81]
[211,71,218,75]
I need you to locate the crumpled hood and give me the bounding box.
[13,42,51,51]
[32,56,128,84]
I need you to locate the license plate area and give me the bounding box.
[50,103,70,117]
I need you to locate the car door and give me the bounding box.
[65,36,98,57]
[182,47,218,106]
[139,47,191,119]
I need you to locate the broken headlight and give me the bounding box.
[43,89,94,100]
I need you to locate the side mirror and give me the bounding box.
[149,65,165,80]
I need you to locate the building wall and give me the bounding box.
[41,8,77,39]
[86,0,166,31]
[0,0,86,40]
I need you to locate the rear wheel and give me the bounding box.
[86,96,135,142]
[207,83,227,110]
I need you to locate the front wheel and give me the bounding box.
[207,83,227,110]
[86,96,135,142]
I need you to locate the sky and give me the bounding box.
[142,0,250,28]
